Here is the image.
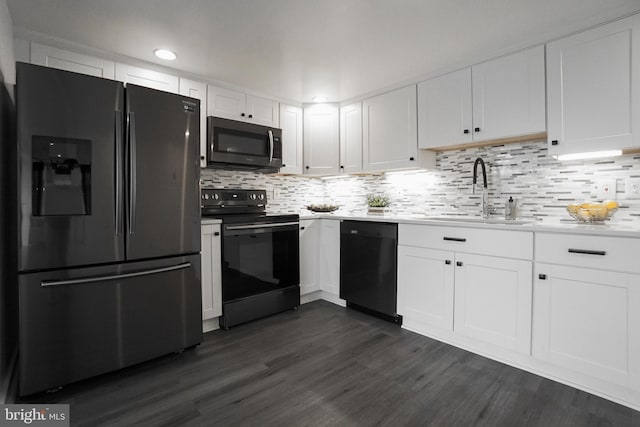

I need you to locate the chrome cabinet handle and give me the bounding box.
[41,262,191,287]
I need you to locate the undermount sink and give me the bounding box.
[415,216,532,225]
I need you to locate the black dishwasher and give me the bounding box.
[340,221,401,324]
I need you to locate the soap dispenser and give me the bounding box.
[505,197,517,220]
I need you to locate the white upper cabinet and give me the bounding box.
[179,78,208,167]
[339,102,363,174]
[207,85,279,127]
[303,104,340,175]
[547,16,640,156]
[30,42,115,79]
[472,45,546,142]
[418,45,545,149]
[279,104,304,174]
[115,63,179,93]
[363,85,419,172]
[418,68,472,149]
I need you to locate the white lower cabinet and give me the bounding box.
[454,252,532,354]
[397,223,533,355]
[397,245,454,332]
[318,219,340,296]
[533,263,640,390]
[201,223,222,331]
[299,219,319,295]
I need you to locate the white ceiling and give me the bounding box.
[7,0,640,103]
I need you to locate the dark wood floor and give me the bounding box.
[20,300,640,426]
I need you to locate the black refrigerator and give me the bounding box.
[15,63,202,396]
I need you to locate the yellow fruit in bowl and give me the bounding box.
[587,204,608,219]
[566,204,581,214]
[603,200,619,210]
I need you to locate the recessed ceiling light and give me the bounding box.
[154,49,177,61]
[312,97,328,103]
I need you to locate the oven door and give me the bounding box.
[221,219,299,302]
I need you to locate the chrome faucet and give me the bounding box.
[472,157,489,218]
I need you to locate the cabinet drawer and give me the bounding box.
[535,233,640,274]
[399,224,533,260]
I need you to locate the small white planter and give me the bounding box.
[367,206,391,215]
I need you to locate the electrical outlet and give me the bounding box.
[595,179,616,201]
[626,178,640,199]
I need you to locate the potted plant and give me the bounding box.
[366,194,391,215]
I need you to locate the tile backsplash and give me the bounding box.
[201,139,640,224]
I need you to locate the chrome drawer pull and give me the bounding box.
[568,248,606,256]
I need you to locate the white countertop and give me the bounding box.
[297,213,640,238]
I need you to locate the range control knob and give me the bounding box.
[250,193,257,200]
[204,193,209,200]
[258,194,265,200]
[213,193,220,200]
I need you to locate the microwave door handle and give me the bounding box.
[268,130,274,162]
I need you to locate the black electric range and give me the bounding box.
[201,189,300,329]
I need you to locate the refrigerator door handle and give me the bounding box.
[115,111,124,235]
[40,262,192,287]
[268,130,274,162]
[128,112,137,235]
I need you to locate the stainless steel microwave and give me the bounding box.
[206,116,282,172]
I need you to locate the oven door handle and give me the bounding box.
[225,221,299,231]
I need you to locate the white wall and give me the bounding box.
[0,0,14,85]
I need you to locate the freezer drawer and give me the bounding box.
[18,254,202,396]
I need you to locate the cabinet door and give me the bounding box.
[318,220,340,295]
[207,85,246,121]
[547,16,640,156]
[279,104,303,174]
[299,220,319,295]
[533,264,640,390]
[472,45,546,142]
[303,104,340,175]
[339,102,363,174]
[201,224,222,320]
[418,68,472,149]
[246,94,279,127]
[363,85,418,171]
[31,42,115,79]
[179,78,207,167]
[115,63,179,93]
[454,253,532,354]
[397,245,454,333]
